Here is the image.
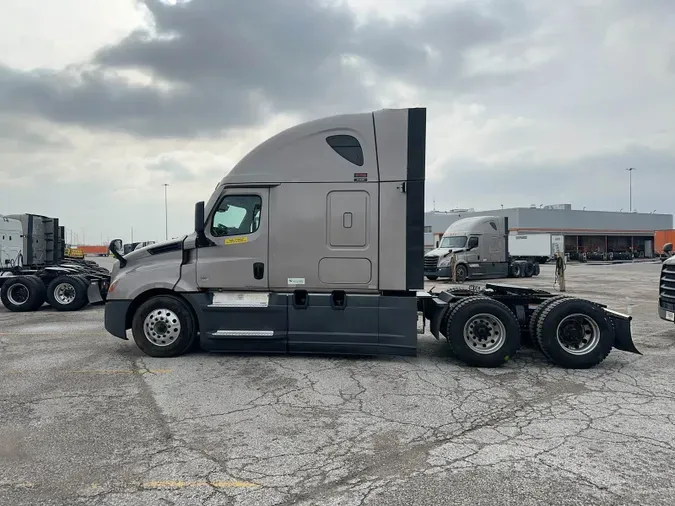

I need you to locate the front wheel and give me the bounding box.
[535,298,614,369]
[444,296,521,367]
[454,264,468,283]
[131,295,197,357]
[426,275,438,281]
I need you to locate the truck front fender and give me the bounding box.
[107,250,183,301]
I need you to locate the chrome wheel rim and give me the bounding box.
[556,313,600,355]
[143,309,181,347]
[54,282,76,305]
[463,313,507,354]
[7,283,29,306]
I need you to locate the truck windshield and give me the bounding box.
[439,236,467,248]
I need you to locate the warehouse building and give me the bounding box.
[424,204,674,259]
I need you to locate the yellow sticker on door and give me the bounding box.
[225,236,248,245]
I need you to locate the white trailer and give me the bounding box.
[508,233,564,263]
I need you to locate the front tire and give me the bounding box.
[426,275,438,281]
[535,297,614,369]
[444,296,521,367]
[454,264,468,283]
[131,295,197,358]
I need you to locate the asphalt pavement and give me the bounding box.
[1,260,674,505]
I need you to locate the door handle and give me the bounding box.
[253,262,264,280]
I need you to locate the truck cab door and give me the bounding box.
[467,236,481,262]
[197,188,269,290]
[195,187,286,353]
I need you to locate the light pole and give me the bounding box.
[626,167,636,212]
[163,183,169,240]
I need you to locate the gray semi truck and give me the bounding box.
[1,213,111,312]
[104,107,640,369]
[424,215,541,282]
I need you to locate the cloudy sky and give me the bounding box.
[1,0,674,244]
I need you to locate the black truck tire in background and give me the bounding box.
[131,295,198,358]
[0,275,46,312]
[46,275,89,311]
[524,262,535,277]
[510,263,522,277]
[455,264,468,282]
[443,295,521,367]
[535,297,614,369]
[533,263,541,276]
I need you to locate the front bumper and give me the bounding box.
[425,266,451,278]
[104,299,132,339]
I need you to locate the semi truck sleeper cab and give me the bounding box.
[105,107,640,369]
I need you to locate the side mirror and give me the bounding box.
[194,201,213,247]
[110,239,123,254]
[109,238,126,268]
[195,201,205,234]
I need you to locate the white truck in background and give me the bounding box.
[508,233,564,264]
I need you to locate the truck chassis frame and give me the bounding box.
[419,283,639,368]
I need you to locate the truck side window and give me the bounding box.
[468,236,479,249]
[326,135,364,166]
[211,195,262,237]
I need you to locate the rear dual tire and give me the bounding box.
[0,276,46,312]
[46,275,89,311]
[531,297,614,369]
[443,296,521,367]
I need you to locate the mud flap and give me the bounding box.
[605,308,641,354]
[423,299,447,340]
[87,281,104,305]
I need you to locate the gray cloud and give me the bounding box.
[0,115,72,151]
[0,0,542,138]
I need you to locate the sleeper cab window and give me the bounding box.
[326,134,364,166]
[211,194,262,237]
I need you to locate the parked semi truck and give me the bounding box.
[424,216,543,282]
[0,213,111,312]
[104,107,639,369]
